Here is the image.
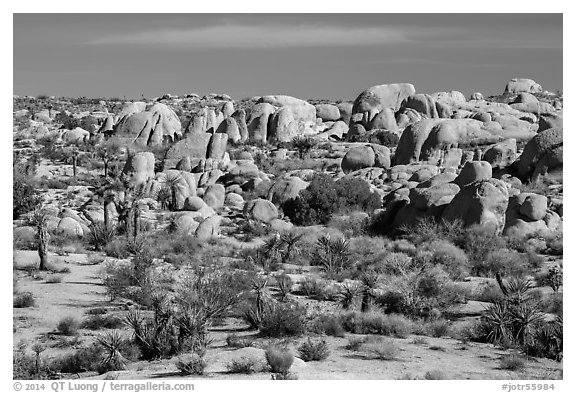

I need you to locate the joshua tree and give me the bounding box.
[32,208,51,271]
[360,270,379,313]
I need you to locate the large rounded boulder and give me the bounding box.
[243,199,279,223]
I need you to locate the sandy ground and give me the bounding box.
[13,250,562,380]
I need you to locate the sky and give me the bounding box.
[13,14,563,101]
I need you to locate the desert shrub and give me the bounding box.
[425,319,452,338]
[473,249,530,278]
[13,173,41,219]
[226,357,259,374]
[337,281,361,310]
[421,240,470,280]
[298,338,329,361]
[283,173,380,226]
[259,301,308,337]
[290,135,318,159]
[226,334,254,349]
[274,273,293,301]
[51,343,105,374]
[88,223,117,251]
[311,234,353,278]
[500,354,526,371]
[474,281,504,303]
[339,311,413,338]
[95,331,127,372]
[364,338,399,360]
[81,314,123,330]
[14,292,35,308]
[57,316,79,336]
[345,337,365,351]
[536,266,563,292]
[310,314,345,337]
[298,276,336,300]
[265,346,294,374]
[415,265,450,298]
[45,274,63,284]
[175,354,206,375]
[104,237,131,259]
[328,213,369,237]
[13,344,54,380]
[424,370,446,380]
[541,292,563,316]
[522,316,562,361]
[372,252,412,276]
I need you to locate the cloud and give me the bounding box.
[86,24,411,48]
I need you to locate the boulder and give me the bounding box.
[482,139,517,169]
[453,161,492,187]
[247,103,275,143]
[164,133,213,168]
[504,78,543,94]
[225,193,245,209]
[244,199,279,223]
[232,109,249,142]
[203,184,225,210]
[519,193,548,221]
[268,176,309,205]
[216,117,240,144]
[442,178,509,233]
[517,127,563,179]
[207,132,228,160]
[62,127,90,144]
[122,152,155,189]
[315,104,341,122]
[114,102,182,146]
[341,145,375,174]
[56,217,84,237]
[352,83,416,120]
[195,215,221,240]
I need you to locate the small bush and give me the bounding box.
[14,292,35,308]
[175,354,207,376]
[364,339,399,360]
[298,338,329,362]
[45,275,63,284]
[265,347,294,374]
[426,319,452,338]
[56,317,79,336]
[500,354,525,371]
[81,314,124,330]
[226,357,259,374]
[339,311,413,338]
[310,314,345,337]
[259,301,308,337]
[345,337,365,351]
[424,370,446,380]
[51,344,105,374]
[298,277,336,301]
[226,334,254,349]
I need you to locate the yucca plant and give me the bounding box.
[312,234,353,277]
[509,301,545,345]
[338,281,360,310]
[96,330,127,372]
[279,232,303,264]
[483,302,512,345]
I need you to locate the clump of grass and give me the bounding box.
[226,357,259,374]
[45,275,63,284]
[56,316,79,336]
[265,346,294,378]
[345,337,365,351]
[500,354,526,371]
[226,334,254,349]
[364,338,399,360]
[424,370,446,380]
[81,314,123,330]
[297,338,330,362]
[14,292,35,308]
[175,354,207,375]
[426,319,452,338]
[310,314,345,337]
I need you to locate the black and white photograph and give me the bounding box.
[9,4,569,388]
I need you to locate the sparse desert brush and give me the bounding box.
[265,346,294,374]
[259,301,308,337]
[81,314,123,330]
[226,356,259,374]
[424,370,446,380]
[57,316,79,336]
[364,338,399,360]
[345,337,365,351]
[274,273,293,301]
[425,318,452,338]
[420,239,470,280]
[226,333,254,349]
[175,354,207,376]
[310,314,345,337]
[88,223,117,251]
[298,276,336,301]
[500,354,526,371]
[297,338,330,361]
[51,343,105,374]
[14,292,35,308]
[339,311,413,338]
[44,274,63,284]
